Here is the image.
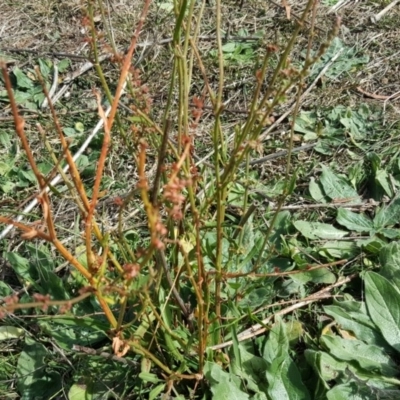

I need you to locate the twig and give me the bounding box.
[232,202,258,239]
[134,35,262,49]
[356,86,400,101]
[328,0,352,14]
[0,47,88,60]
[151,120,171,206]
[157,250,191,320]
[50,54,110,106]
[190,143,316,212]
[371,0,400,23]
[245,142,316,167]
[253,193,380,211]
[174,42,342,170]
[41,64,58,109]
[209,274,356,350]
[259,48,344,142]
[72,345,138,366]
[0,115,39,121]
[0,97,115,239]
[267,0,326,32]
[208,259,347,279]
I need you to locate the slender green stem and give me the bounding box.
[213,0,226,339]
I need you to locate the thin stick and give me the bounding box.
[157,250,190,319]
[259,48,344,142]
[72,345,138,366]
[151,120,171,206]
[209,274,356,350]
[41,64,58,109]
[328,0,351,14]
[371,0,400,23]
[357,86,400,101]
[0,103,112,240]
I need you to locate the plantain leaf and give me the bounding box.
[365,271,400,352]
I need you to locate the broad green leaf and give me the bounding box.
[18,169,36,183]
[324,305,389,349]
[368,152,381,173]
[38,319,107,349]
[319,165,360,202]
[309,38,369,81]
[13,67,34,89]
[304,350,332,385]
[333,297,366,313]
[38,58,51,79]
[63,127,76,137]
[236,235,264,273]
[37,268,68,300]
[68,384,92,400]
[340,116,366,141]
[375,169,393,197]
[17,337,61,398]
[301,355,329,398]
[0,326,24,341]
[304,350,347,382]
[275,278,304,298]
[380,243,400,290]
[149,384,166,400]
[374,197,400,229]
[326,382,372,400]
[294,111,318,137]
[4,252,34,283]
[291,268,336,284]
[294,220,348,240]
[25,244,54,270]
[321,335,397,376]
[239,286,273,308]
[211,383,250,400]
[75,154,89,169]
[0,281,12,297]
[139,372,162,383]
[75,122,85,133]
[328,371,400,397]
[1,181,15,193]
[336,208,373,233]
[268,211,292,250]
[286,321,303,346]
[319,241,358,259]
[365,272,400,352]
[222,42,237,53]
[37,162,53,176]
[262,318,288,364]
[252,393,268,400]
[57,58,70,73]
[315,138,341,155]
[204,362,250,399]
[304,349,397,391]
[356,237,386,254]
[266,356,311,400]
[380,228,400,239]
[309,177,327,203]
[230,344,268,394]
[0,160,13,175]
[0,89,8,99]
